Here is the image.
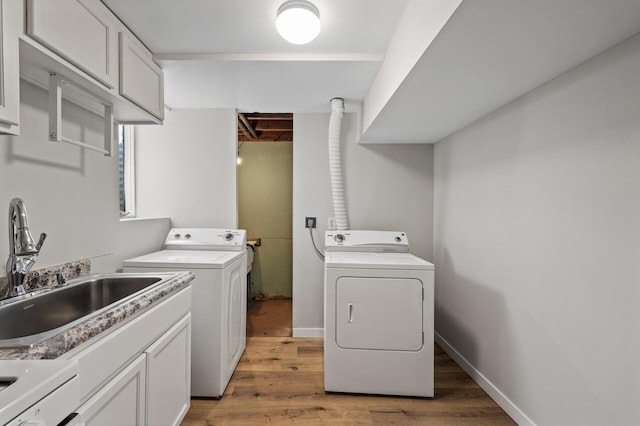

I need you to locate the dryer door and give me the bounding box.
[335,277,423,351]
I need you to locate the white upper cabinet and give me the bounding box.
[0,0,20,135]
[119,33,164,121]
[21,0,164,124]
[26,0,119,89]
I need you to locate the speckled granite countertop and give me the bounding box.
[0,259,91,299]
[0,271,194,360]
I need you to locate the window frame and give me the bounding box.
[119,125,136,218]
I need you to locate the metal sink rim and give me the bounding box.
[0,272,175,349]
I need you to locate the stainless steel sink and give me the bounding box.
[0,273,170,348]
[0,379,15,392]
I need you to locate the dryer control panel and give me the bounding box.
[325,230,409,253]
[164,228,246,251]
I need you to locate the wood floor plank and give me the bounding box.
[181,300,515,425]
[246,299,292,337]
[182,337,515,425]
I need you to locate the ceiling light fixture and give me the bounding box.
[276,0,321,45]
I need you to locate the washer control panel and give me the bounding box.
[164,228,246,251]
[325,230,409,253]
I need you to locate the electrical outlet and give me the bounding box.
[328,217,336,230]
[305,217,317,228]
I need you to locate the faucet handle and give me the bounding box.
[35,233,47,252]
[56,272,66,286]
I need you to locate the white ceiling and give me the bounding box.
[103,0,640,141]
[102,0,408,113]
[361,0,640,143]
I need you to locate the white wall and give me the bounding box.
[0,81,185,280]
[135,108,237,228]
[113,217,171,270]
[134,109,434,335]
[0,81,120,275]
[292,112,433,336]
[433,34,640,425]
[361,0,462,138]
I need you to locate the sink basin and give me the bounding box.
[0,379,15,392]
[0,273,168,348]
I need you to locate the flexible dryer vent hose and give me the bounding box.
[328,98,348,230]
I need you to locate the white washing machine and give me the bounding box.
[324,230,435,397]
[123,228,247,398]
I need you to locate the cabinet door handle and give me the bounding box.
[347,303,354,323]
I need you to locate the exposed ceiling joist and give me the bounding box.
[244,113,292,120]
[254,120,292,132]
[238,112,293,142]
[237,120,253,140]
[238,113,258,139]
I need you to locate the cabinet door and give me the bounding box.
[146,313,191,426]
[0,0,19,135]
[27,0,119,89]
[119,32,164,120]
[76,354,146,426]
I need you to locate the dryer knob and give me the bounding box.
[174,233,181,239]
[185,234,191,239]
[224,233,234,241]
[334,234,345,243]
[395,236,402,242]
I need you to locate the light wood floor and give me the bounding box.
[181,300,515,425]
[246,299,292,337]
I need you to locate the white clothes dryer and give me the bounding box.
[123,228,247,398]
[324,230,434,397]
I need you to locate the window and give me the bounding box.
[118,125,136,217]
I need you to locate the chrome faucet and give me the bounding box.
[6,198,47,297]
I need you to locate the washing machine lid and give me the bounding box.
[325,251,434,270]
[123,249,245,269]
[325,230,409,253]
[163,228,246,251]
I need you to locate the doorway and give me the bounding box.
[237,113,293,337]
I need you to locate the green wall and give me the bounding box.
[237,142,292,298]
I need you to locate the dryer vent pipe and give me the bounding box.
[328,97,348,230]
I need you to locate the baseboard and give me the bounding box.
[292,327,323,338]
[435,332,536,426]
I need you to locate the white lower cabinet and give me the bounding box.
[77,354,146,426]
[76,314,191,426]
[146,315,191,426]
[66,286,192,426]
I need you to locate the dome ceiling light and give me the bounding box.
[276,0,321,45]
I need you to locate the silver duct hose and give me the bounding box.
[328,98,348,230]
